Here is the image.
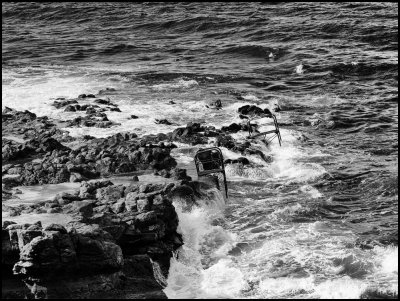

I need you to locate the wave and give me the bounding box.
[133,16,239,34]
[99,44,139,55]
[218,45,273,58]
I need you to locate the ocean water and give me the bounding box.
[2,2,398,299]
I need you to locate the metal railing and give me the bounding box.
[194,147,228,199]
[245,114,282,146]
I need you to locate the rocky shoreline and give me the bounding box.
[3,178,220,299]
[2,95,278,299]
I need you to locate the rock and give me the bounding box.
[155,119,173,125]
[221,122,242,133]
[125,199,138,212]
[70,172,85,182]
[3,221,17,229]
[238,105,272,117]
[64,105,77,112]
[273,103,282,112]
[43,224,67,234]
[205,99,222,109]
[79,180,114,199]
[96,185,125,204]
[224,157,250,165]
[170,168,192,181]
[75,235,123,274]
[168,184,195,205]
[112,199,126,214]
[51,100,78,109]
[2,180,197,299]
[78,94,96,99]
[216,134,236,149]
[135,211,158,227]
[137,198,152,213]
[67,200,94,218]
[16,230,43,250]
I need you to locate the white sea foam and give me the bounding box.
[259,276,315,297]
[299,185,323,198]
[200,258,248,298]
[314,277,368,299]
[164,193,243,299]
[378,246,398,274]
[2,67,122,116]
[242,94,260,101]
[295,64,304,74]
[151,79,199,91]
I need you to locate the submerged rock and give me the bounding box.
[205,99,222,109]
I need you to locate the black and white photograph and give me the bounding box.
[2,2,398,299]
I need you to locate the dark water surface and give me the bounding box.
[2,2,398,299]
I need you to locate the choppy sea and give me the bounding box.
[2,2,398,299]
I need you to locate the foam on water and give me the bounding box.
[313,277,368,299]
[242,94,260,101]
[164,191,244,299]
[2,67,123,116]
[377,246,398,274]
[259,276,315,297]
[228,219,385,299]
[151,79,199,91]
[221,125,328,184]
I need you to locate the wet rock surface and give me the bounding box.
[2,99,276,298]
[238,104,273,117]
[1,180,190,299]
[2,108,179,187]
[2,103,278,189]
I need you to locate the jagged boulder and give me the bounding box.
[238,105,272,117]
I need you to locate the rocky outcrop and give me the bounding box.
[2,107,72,144]
[2,180,187,299]
[3,109,179,187]
[238,104,273,117]
[66,112,120,128]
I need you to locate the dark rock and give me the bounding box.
[43,224,67,234]
[155,119,174,125]
[238,105,272,117]
[94,99,117,106]
[135,211,158,227]
[2,180,205,298]
[66,200,94,218]
[168,184,195,205]
[64,105,77,112]
[170,168,192,181]
[137,198,152,213]
[216,134,236,149]
[51,100,78,109]
[205,99,222,109]
[224,157,250,165]
[273,103,282,112]
[96,185,125,204]
[221,122,243,133]
[109,107,121,112]
[78,94,96,99]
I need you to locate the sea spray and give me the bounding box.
[164,190,244,298]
